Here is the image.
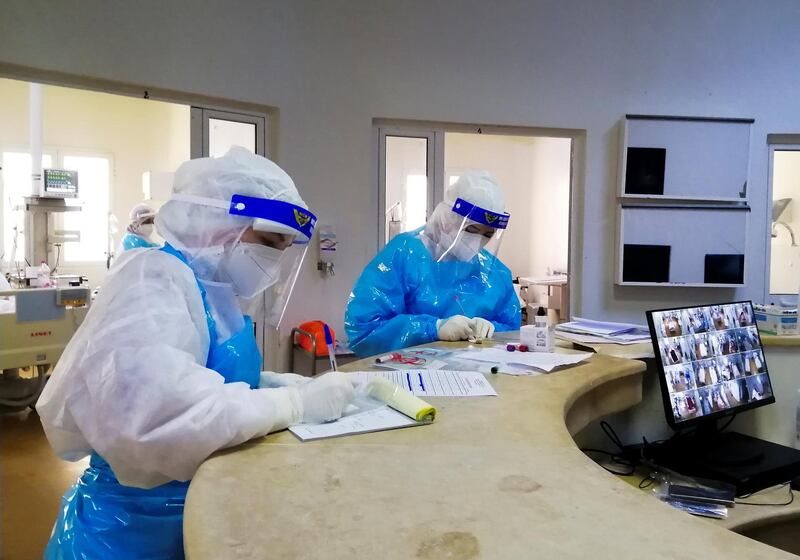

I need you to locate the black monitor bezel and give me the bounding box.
[646,300,775,430]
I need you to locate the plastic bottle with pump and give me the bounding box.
[38,261,52,288]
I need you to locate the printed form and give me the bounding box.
[289,406,419,441]
[349,370,498,397]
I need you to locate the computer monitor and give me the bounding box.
[43,169,79,198]
[646,301,774,430]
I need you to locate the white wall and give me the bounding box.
[0,78,189,286]
[3,0,800,349]
[444,133,571,293]
[769,151,800,295]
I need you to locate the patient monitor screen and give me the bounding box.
[649,302,774,426]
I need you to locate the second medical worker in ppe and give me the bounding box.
[37,147,356,559]
[345,171,521,357]
[120,202,158,250]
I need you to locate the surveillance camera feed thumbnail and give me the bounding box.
[652,302,772,425]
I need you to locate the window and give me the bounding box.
[380,132,437,244]
[404,174,428,231]
[191,108,266,158]
[768,147,800,296]
[2,151,53,264]
[1,151,111,265]
[60,155,111,262]
[208,119,256,157]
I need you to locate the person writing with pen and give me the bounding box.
[344,172,521,357]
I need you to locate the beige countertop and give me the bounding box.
[761,334,800,347]
[184,342,798,559]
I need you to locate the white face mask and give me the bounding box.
[442,231,484,262]
[224,242,283,298]
[138,224,154,238]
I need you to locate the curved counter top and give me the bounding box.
[185,342,796,559]
[761,334,800,347]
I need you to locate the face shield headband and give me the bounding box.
[171,193,317,243]
[451,198,509,230]
[228,195,317,243]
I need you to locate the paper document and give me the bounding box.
[456,348,591,372]
[289,406,420,441]
[372,348,453,371]
[556,317,650,343]
[554,330,647,346]
[349,370,497,397]
[561,317,649,336]
[377,359,449,372]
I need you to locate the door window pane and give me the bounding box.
[404,174,428,231]
[61,155,110,262]
[2,152,53,264]
[209,119,256,157]
[385,136,428,241]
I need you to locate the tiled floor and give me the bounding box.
[1,410,88,560]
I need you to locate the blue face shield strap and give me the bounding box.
[229,195,318,241]
[452,198,510,229]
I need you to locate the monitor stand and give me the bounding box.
[646,423,800,496]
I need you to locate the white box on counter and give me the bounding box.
[754,304,798,336]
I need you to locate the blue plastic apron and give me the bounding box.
[45,244,262,559]
[120,232,158,251]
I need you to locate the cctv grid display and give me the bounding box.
[649,302,773,426]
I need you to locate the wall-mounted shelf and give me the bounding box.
[615,114,754,288]
[618,114,753,202]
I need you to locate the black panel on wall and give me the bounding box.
[622,244,671,282]
[625,147,666,195]
[704,254,745,284]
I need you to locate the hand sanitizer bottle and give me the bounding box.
[532,306,552,353]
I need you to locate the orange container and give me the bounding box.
[295,321,335,357]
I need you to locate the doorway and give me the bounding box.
[376,121,576,322]
[767,145,800,299]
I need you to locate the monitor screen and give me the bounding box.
[43,168,79,198]
[646,301,774,428]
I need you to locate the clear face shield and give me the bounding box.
[227,195,317,328]
[437,198,509,268]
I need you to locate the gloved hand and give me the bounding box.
[470,317,495,339]
[259,372,312,389]
[436,315,473,341]
[296,372,356,423]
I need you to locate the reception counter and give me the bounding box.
[185,342,799,559]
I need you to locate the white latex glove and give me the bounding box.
[295,372,356,423]
[436,315,473,341]
[259,372,311,389]
[470,317,495,339]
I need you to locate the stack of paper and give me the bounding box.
[455,347,591,373]
[289,370,497,442]
[555,317,651,344]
